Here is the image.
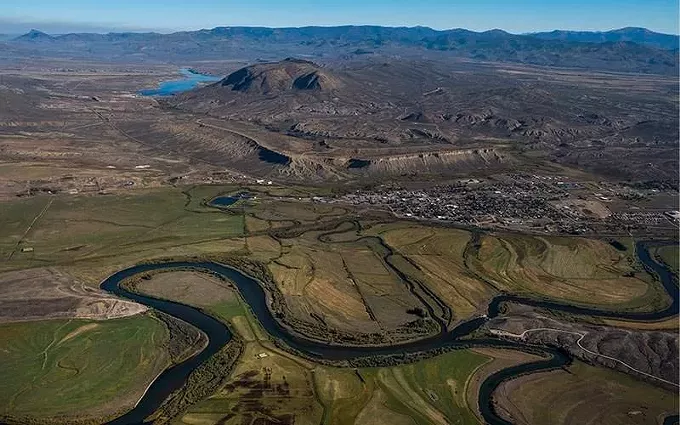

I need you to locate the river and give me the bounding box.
[101,241,679,425]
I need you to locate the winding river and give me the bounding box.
[101,241,678,425]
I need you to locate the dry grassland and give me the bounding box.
[376,224,495,322]
[0,267,145,322]
[472,234,659,308]
[136,271,236,308]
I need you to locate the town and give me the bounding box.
[326,173,679,237]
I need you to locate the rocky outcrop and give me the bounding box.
[346,148,508,175]
[487,312,679,388]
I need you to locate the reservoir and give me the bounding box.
[139,68,221,96]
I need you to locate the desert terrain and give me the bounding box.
[0,24,677,425]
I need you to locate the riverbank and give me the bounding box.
[95,241,678,424]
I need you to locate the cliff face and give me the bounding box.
[347,149,508,175]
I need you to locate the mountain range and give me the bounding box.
[530,27,678,50]
[4,26,678,74]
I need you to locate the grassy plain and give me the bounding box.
[242,214,426,337]
[139,270,322,425]
[316,350,489,425]
[0,314,169,421]
[0,186,245,282]
[495,360,678,425]
[363,223,666,321]
[136,271,236,307]
[1,186,674,424]
[178,341,323,425]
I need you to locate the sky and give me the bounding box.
[2,0,678,35]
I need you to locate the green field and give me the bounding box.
[316,350,488,425]
[0,314,170,421]
[141,269,487,425]
[1,187,675,424]
[0,186,245,280]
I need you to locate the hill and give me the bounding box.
[217,58,343,94]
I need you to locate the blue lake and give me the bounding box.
[139,68,221,96]
[208,192,252,207]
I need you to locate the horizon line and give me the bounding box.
[10,24,679,37]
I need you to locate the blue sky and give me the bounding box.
[2,0,678,34]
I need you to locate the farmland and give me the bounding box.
[133,267,503,425]
[0,314,170,422]
[138,269,324,425]
[0,186,245,279]
[0,186,675,424]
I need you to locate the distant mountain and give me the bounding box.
[530,27,679,50]
[5,25,678,74]
[12,29,55,42]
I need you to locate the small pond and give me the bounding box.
[208,192,252,207]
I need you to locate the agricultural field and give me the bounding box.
[138,269,323,425]
[0,187,675,424]
[494,360,679,425]
[136,271,237,308]
[241,216,429,340]
[0,186,245,280]
[0,314,170,422]
[368,223,495,323]
[136,268,493,425]
[469,234,667,311]
[181,341,545,425]
[178,339,323,425]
